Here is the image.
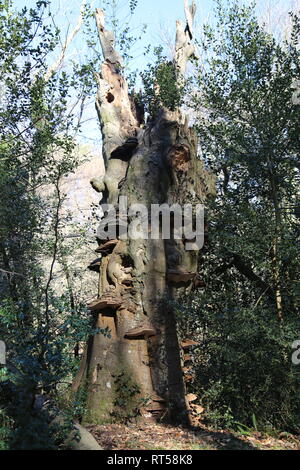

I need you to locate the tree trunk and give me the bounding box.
[74,1,215,425]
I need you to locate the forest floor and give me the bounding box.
[87,422,300,451]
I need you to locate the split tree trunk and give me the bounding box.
[74,1,215,425]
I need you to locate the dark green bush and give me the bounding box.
[174,294,300,433]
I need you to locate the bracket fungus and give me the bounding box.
[124,324,156,339]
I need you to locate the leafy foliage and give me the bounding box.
[0,0,99,449]
[138,47,187,116]
[112,368,142,423]
[176,0,300,433]
[175,295,300,432]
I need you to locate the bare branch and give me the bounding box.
[0,268,24,277]
[43,0,87,82]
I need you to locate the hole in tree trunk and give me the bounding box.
[106,92,115,103]
[121,254,134,269]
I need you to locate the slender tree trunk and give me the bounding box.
[267,155,284,323]
[74,1,215,425]
[271,237,284,323]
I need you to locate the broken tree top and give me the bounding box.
[124,323,156,339]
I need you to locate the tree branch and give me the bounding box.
[0,268,23,277]
[43,0,87,82]
[230,252,274,299]
[44,178,63,325]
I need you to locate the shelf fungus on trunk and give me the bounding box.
[143,394,167,419]
[183,354,192,363]
[167,269,196,284]
[88,291,123,312]
[186,393,197,404]
[95,239,118,254]
[124,323,156,340]
[181,339,200,350]
[189,403,205,426]
[145,400,166,417]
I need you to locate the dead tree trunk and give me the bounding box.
[74,1,215,425]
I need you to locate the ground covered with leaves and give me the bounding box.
[87,422,300,451]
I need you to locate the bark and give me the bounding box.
[267,154,284,323]
[270,240,284,323]
[43,0,87,82]
[75,2,215,425]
